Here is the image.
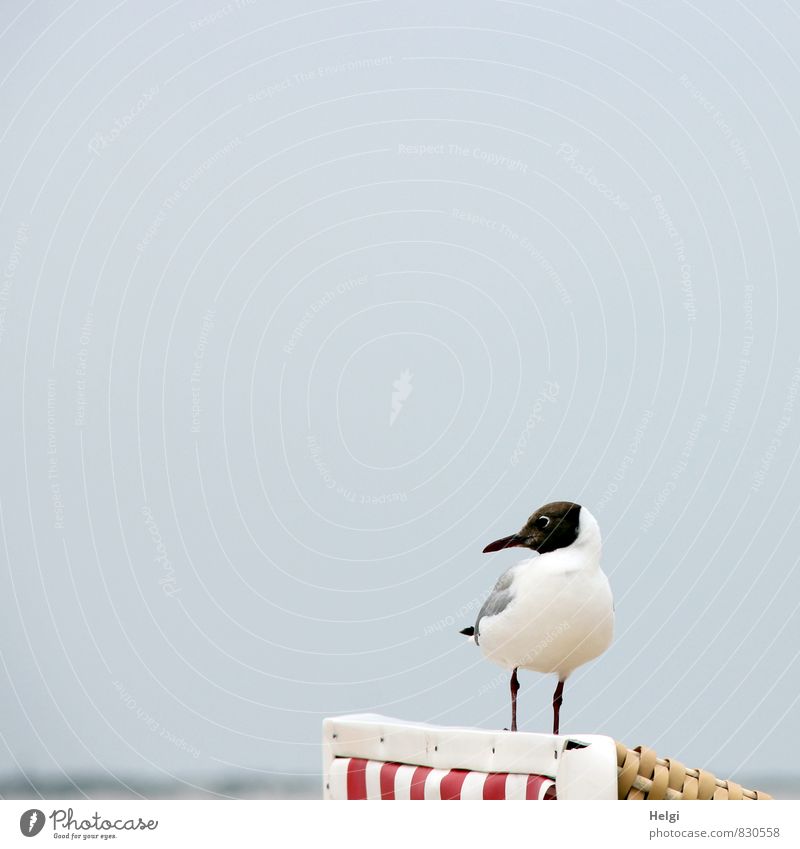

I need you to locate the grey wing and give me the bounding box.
[474,565,518,645]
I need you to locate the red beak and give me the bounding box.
[482,534,526,553]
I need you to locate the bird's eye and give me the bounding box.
[535,516,550,529]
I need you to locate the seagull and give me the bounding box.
[461,501,613,735]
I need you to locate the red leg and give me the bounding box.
[552,679,564,735]
[510,668,520,732]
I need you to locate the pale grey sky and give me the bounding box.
[1,0,799,796]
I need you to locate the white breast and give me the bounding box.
[477,549,614,679]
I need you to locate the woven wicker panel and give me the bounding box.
[616,742,771,800]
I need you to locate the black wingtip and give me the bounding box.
[459,626,475,637]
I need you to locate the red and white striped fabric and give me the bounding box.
[330,757,556,800]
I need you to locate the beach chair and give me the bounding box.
[322,714,771,800]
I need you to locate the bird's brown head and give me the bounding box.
[482,501,583,555]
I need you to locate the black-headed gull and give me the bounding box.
[461,501,613,734]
